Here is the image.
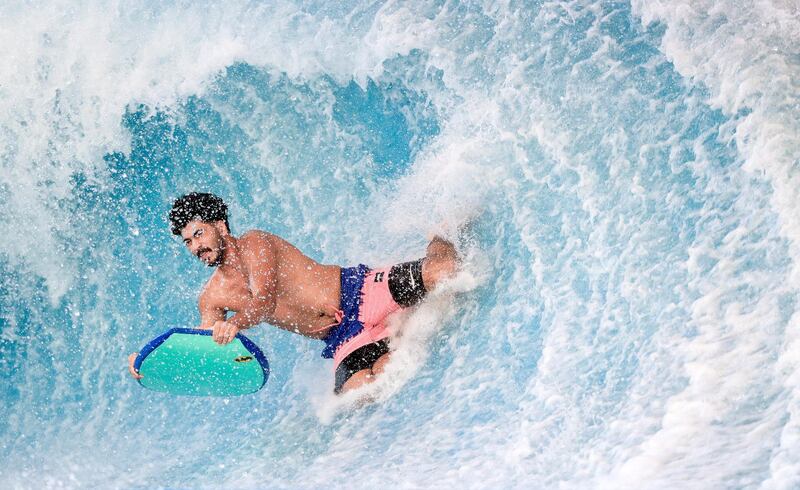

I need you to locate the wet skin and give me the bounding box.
[127,219,458,394]
[127,219,342,379]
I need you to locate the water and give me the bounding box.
[1,0,799,488]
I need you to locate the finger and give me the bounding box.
[212,322,222,344]
[130,368,143,380]
[128,362,142,378]
[222,326,234,344]
[128,354,143,379]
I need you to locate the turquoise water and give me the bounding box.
[1,1,799,488]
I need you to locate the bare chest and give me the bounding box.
[209,270,254,312]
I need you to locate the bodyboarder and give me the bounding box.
[127,192,458,394]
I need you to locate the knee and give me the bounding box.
[422,254,457,289]
[434,254,457,277]
[420,235,460,291]
[426,236,457,260]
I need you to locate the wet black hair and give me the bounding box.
[169,192,230,235]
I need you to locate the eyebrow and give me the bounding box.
[183,229,202,243]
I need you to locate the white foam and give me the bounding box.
[4,0,800,487]
[0,0,425,304]
[631,2,800,486]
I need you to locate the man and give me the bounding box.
[127,192,458,394]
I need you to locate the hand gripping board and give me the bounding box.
[134,328,269,396]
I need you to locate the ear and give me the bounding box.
[213,220,229,237]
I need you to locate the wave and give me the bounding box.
[1,1,798,488]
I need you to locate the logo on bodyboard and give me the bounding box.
[234,356,254,363]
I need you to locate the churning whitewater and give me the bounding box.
[1,1,799,488]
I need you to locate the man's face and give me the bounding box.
[180,220,226,267]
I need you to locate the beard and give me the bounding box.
[198,246,224,267]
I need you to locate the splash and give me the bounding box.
[2,1,799,488]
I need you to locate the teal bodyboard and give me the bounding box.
[134,328,269,397]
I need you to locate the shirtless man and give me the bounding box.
[127,192,458,394]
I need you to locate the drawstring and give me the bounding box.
[307,305,344,335]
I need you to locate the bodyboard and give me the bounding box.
[134,328,269,396]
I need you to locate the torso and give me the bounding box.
[201,231,341,338]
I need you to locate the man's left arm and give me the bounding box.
[212,233,277,344]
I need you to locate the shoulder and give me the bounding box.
[238,230,274,247]
[237,230,278,261]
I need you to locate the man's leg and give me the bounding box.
[339,352,391,393]
[338,238,458,395]
[339,367,373,393]
[386,236,458,309]
[421,235,459,290]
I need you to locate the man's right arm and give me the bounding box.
[127,289,226,380]
[197,290,227,329]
